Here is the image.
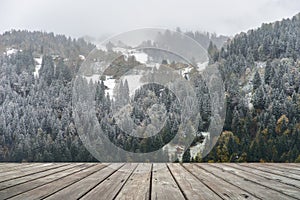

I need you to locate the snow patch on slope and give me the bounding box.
[245,92,253,110]
[4,48,20,56]
[33,56,43,78]
[163,132,210,162]
[197,61,208,71]
[97,44,107,51]
[132,51,148,63]
[79,55,85,60]
[112,47,148,64]
[104,76,116,97]
[256,61,266,69]
[120,75,143,96]
[189,132,210,159]
[83,74,116,98]
[83,74,100,83]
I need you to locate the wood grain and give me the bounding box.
[0,163,298,200]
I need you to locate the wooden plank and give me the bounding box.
[287,163,300,167]
[0,162,22,168]
[265,163,300,175]
[0,163,35,173]
[0,163,89,199]
[197,163,295,199]
[0,163,298,200]
[264,163,300,175]
[115,163,152,200]
[212,163,300,199]
[0,163,58,182]
[182,163,257,199]
[0,163,54,177]
[151,163,185,200]
[45,163,123,200]
[9,164,107,200]
[229,163,300,189]
[168,163,222,200]
[238,163,300,183]
[80,163,137,200]
[0,163,71,190]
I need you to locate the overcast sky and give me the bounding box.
[0,0,299,39]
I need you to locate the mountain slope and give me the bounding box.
[205,13,300,162]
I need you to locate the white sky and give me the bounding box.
[0,0,299,38]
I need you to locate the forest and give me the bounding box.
[0,13,299,162]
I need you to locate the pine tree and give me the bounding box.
[253,85,265,110]
[264,61,273,85]
[253,71,261,90]
[182,148,191,162]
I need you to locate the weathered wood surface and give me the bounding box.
[0,163,299,200]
